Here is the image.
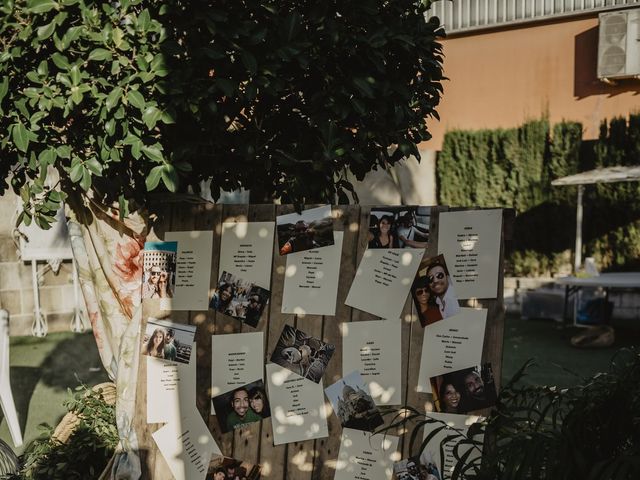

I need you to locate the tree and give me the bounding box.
[0,0,444,228]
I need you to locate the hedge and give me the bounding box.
[438,114,640,276]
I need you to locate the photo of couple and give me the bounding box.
[142,241,177,300]
[270,325,335,383]
[210,271,270,328]
[431,364,498,415]
[367,206,430,249]
[140,318,195,364]
[211,380,271,433]
[411,254,461,327]
[393,453,441,480]
[206,455,262,480]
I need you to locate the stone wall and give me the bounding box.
[0,191,78,336]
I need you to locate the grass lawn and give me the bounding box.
[0,331,109,455]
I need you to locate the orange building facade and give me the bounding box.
[425,4,640,151]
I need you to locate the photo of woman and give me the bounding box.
[210,282,236,313]
[411,254,460,326]
[438,381,461,414]
[249,386,271,418]
[411,275,442,327]
[142,328,165,358]
[368,215,397,249]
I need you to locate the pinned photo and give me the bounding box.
[211,379,270,433]
[393,453,442,480]
[142,241,178,300]
[270,325,335,383]
[140,318,196,364]
[430,363,497,415]
[368,206,430,249]
[209,271,270,328]
[411,254,460,327]
[206,454,262,480]
[325,371,384,432]
[276,205,334,255]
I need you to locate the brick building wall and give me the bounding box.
[0,191,78,336]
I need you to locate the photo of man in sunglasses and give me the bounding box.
[411,254,460,327]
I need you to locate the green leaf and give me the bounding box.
[51,53,70,70]
[145,165,163,191]
[36,21,56,40]
[137,9,151,31]
[79,168,91,191]
[127,89,145,110]
[118,194,129,219]
[38,148,57,167]
[37,61,49,76]
[105,86,123,110]
[0,77,7,104]
[70,65,80,85]
[27,0,59,13]
[85,158,103,176]
[12,123,30,152]
[141,144,164,163]
[160,164,178,192]
[88,48,112,62]
[142,105,161,129]
[69,162,84,182]
[150,54,168,77]
[240,50,257,75]
[56,145,71,158]
[70,86,82,104]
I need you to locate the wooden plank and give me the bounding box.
[403,206,448,458]
[233,204,275,467]
[314,205,361,480]
[351,205,380,322]
[258,204,293,479]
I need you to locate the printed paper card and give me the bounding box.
[334,428,400,480]
[416,308,487,394]
[276,205,335,255]
[152,409,222,480]
[281,231,344,315]
[147,343,197,424]
[341,319,402,405]
[345,248,424,320]
[437,209,502,299]
[211,332,264,414]
[219,221,275,289]
[164,231,213,311]
[265,363,329,445]
[420,413,484,480]
[142,241,178,301]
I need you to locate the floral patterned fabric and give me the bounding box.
[67,199,148,480]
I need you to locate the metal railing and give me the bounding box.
[426,0,640,34]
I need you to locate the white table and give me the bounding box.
[556,273,640,325]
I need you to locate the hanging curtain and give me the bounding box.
[67,197,148,480]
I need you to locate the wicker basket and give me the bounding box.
[52,382,117,479]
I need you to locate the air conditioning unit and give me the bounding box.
[597,9,640,81]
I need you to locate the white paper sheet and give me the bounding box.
[416,308,487,393]
[147,344,197,423]
[164,231,214,311]
[219,221,275,289]
[281,231,343,315]
[341,319,402,405]
[334,428,400,480]
[437,209,502,300]
[211,332,264,414]
[265,363,328,445]
[152,409,222,480]
[345,249,424,319]
[420,413,484,480]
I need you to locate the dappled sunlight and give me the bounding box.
[369,382,396,404]
[290,449,314,472]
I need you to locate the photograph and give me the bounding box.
[140,317,196,364]
[270,324,335,383]
[209,271,270,328]
[142,241,178,299]
[211,379,270,433]
[393,453,442,480]
[276,205,335,255]
[430,363,498,415]
[206,454,262,480]
[325,371,384,432]
[411,254,461,327]
[368,206,430,249]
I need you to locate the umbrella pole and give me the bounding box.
[574,185,584,273]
